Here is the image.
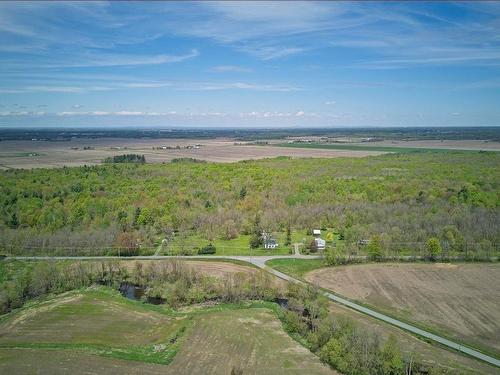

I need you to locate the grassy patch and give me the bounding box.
[276,142,493,154]
[181,257,260,269]
[165,307,332,374]
[266,258,327,278]
[163,233,292,256]
[0,259,34,283]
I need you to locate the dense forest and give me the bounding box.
[1,152,499,256]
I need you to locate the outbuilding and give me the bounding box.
[314,237,326,251]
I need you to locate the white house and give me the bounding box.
[313,229,321,237]
[262,231,278,249]
[314,237,326,251]
[264,238,278,249]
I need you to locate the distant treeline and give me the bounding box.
[103,154,145,163]
[1,126,500,142]
[170,157,205,163]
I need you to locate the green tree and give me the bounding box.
[137,207,153,226]
[249,234,261,249]
[7,212,18,229]
[380,335,404,375]
[367,235,383,260]
[249,214,262,249]
[326,232,334,242]
[132,207,141,229]
[426,237,442,260]
[285,224,292,246]
[326,243,346,266]
[239,186,247,200]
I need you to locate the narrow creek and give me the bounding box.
[118,282,164,305]
[119,282,290,308]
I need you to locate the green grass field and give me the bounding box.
[266,258,327,278]
[162,233,293,256]
[0,287,335,374]
[276,142,494,154]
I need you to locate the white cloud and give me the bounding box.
[209,65,253,73]
[179,81,299,92]
[0,79,299,95]
[240,46,306,60]
[26,86,84,93]
[325,101,336,105]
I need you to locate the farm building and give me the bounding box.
[313,229,321,236]
[314,237,326,251]
[264,238,278,249]
[262,232,279,249]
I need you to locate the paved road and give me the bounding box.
[6,254,500,368]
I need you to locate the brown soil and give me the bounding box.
[305,263,500,356]
[0,138,383,169]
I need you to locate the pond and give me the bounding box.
[118,282,164,305]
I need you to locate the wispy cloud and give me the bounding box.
[178,81,300,92]
[209,65,253,73]
[2,2,499,67]
[0,79,298,94]
[2,50,200,69]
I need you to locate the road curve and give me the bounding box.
[258,262,500,368]
[5,254,500,368]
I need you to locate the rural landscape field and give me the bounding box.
[1,1,500,374]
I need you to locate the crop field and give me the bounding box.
[267,259,499,374]
[0,349,172,375]
[0,289,182,346]
[340,139,500,151]
[122,259,259,278]
[166,308,335,374]
[304,263,500,356]
[0,138,383,169]
[277,141,500,153]
[325,297,499,375]
[0,288,335,374]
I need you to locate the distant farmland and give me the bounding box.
[0,138,384,169]
[277,140,500,153]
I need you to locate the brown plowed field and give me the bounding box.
[0,138,383,169]
[305,263,500,355]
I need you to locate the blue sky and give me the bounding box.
[0,1,499,128]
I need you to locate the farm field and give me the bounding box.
[122,259,260,278]
[0,288,335,375]
[277,141,500,154]
[277,139,500,152]
[304,263,500,357]
[0,138,383,169]
[325,296,499,375]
